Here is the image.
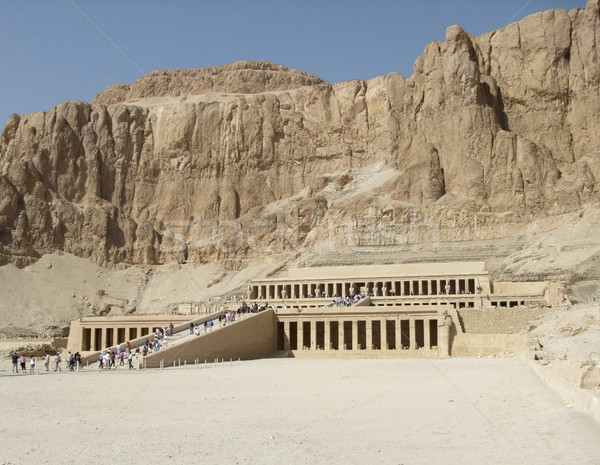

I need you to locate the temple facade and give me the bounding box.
[66,262,564,358]
[247,262,562,355]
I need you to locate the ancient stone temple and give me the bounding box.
[66,261,564,360]
[247,261,563,356]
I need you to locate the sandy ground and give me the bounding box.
[1,358,599,465]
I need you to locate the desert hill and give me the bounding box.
[0,1,599,336]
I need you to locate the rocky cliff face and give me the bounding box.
[1,1,599,269]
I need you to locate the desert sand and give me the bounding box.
[1,358,599,465]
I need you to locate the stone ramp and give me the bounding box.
[144,310,277,368]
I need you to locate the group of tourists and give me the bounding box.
[327,292,367,308]
[98,341,138,369]
[11,351,81,374]
[192,321,212,335]
[11,353,34,373]
[237,303,261,313]
[189,310,239,336]
[64,351,82,371]
[144,334,164,352]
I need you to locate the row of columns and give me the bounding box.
[84,326,155,351]
[280,317,438,351]
[252,278,478,300]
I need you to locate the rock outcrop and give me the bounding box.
[0,1,599,268]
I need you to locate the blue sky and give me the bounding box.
[0,0,585,128]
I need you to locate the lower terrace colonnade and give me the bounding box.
[276,311,443,353]
[69,315,196,353]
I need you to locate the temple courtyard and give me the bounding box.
[1,358,599,464]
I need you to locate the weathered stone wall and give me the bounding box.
[457,306,552,334]
[451,333,527,357]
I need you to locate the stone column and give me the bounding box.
[352,320,358,350]
[324,320,331,350]
[381,319,388,350]
[424,318,431,349]
[366,320,373,350]
[283,321,291,350]
[90,327,97,351]
[310,321,317,350]
[396,318,402,350]
[100,328,108,349]
[409,318,416,350]
[339,320,345,350]
[298,321,304,350]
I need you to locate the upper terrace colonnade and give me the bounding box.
[248,261,561,311]
[249,262,490,303]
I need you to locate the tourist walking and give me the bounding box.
[11,353,18,373]
[19,355,26,372]
[54,353,62,372]
[44,354,50,371]
[29,357,35,374]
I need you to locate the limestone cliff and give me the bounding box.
[0,1,599,269]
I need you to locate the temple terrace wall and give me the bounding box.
[457,306,555,334]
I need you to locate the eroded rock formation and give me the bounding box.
[0,1,599,268]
